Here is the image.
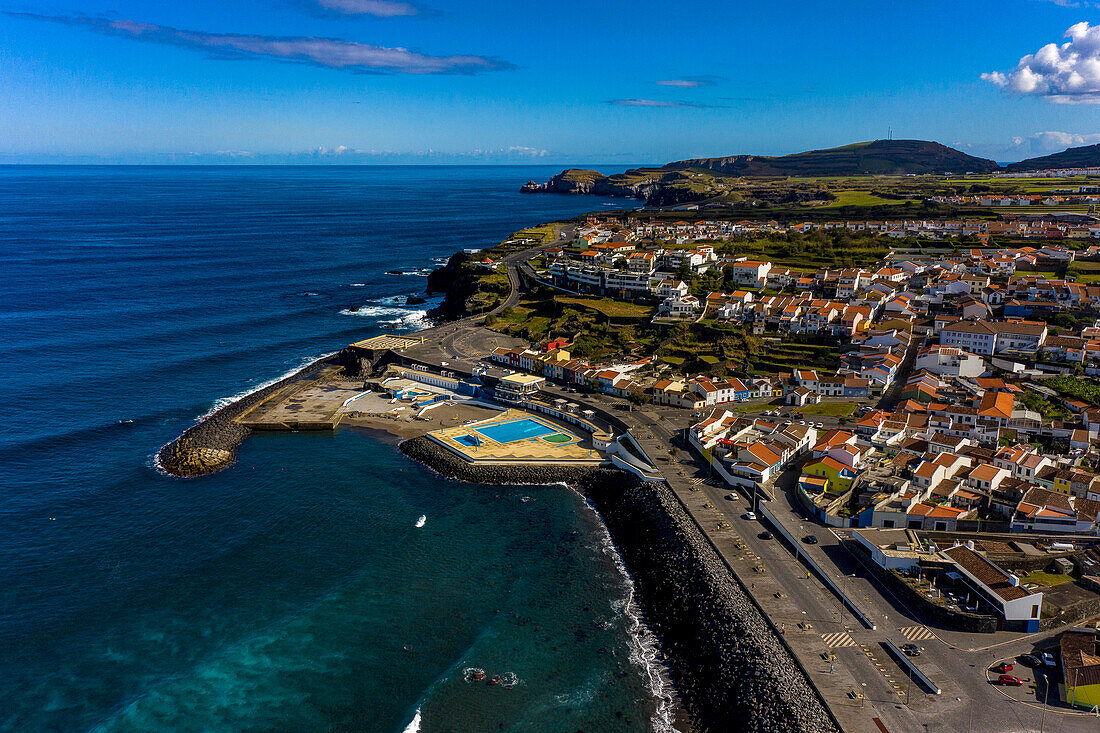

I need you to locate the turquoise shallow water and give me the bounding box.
[0,166,671,731]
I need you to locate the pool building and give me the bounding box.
[428,410,601,465]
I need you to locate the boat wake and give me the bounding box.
[415,515,426,528]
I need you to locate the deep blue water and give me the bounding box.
[0,166,674,732]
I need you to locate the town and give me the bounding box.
[396,207,1100,730]
[172,193,1100,732]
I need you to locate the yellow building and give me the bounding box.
[801,456,857,494]
[1061,628,1100,710]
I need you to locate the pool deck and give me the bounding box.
[427,409,604,465]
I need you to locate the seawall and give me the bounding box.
[157,355,338,477]
[399,436,839,733]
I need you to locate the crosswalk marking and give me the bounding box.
[900,625,936,641]
[821,631,856,648]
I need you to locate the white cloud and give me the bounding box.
[506,146,549,157]
[314,0,418,16]
[1019,130,1100,152]
[607,98,720,109]
[1037,1,1100,8]
[655,76,724,88]
[9,13,512,75]
[983,21,1100,102]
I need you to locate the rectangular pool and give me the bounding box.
[475,418,557,443]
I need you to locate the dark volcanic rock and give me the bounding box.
[399,436,840,733]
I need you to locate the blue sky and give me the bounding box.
[3,0,1100,164]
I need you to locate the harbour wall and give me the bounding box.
[157,355,338,477]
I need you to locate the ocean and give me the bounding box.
[0,166,675,731]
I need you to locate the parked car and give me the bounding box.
[759,530,773,540]
[725,493,739,501]
[993,662,1014,674]
[743,511,757,521]
[1042,651,1056,667]
[814,422,824,428]
[1018,654,1042,667]
[900,643,922,657]
[803,535,819,545]
[998,674,1023,687]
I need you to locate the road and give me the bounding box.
[404,234,1100,731]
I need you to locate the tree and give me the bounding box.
[677,261,693,283]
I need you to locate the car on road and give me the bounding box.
[725,493,739,501]
[1018,654,1042,667]
[993,662,1014,674]
[743,511,757,521]
[802,535,819,544]
[900,643,922,657]
[759,530,773,540]
[997,674,1024,687]
[1041,651,1056,667]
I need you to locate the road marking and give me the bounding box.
[900,625,936,641]
[821,631,856,648]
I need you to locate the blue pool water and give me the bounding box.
[476,418,559,444]
[454,434,481,448]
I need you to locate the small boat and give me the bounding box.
[415,515,426,528]
[487,675,502,686]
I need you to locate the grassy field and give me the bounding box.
[554,296,655,319]
[822,190,908,208]
[1022,571,1075,588]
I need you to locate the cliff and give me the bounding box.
[424,251,510,320]
[521,168,719,206]
[521,140,1004,206]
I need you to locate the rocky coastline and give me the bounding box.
[400,436,840,733]
[156,355,338,477]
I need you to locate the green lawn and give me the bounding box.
[799,402,859,417]
[1022,571,1075,588]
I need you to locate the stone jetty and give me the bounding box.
[157,356,337,477]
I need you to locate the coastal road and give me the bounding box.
[598,403,1100,733]
[413,233,1099,731]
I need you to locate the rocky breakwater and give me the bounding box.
[400,436,839,733]
[157,356,338,477]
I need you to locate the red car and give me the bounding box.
[994,662,1014,674]
[998,674,1023,687]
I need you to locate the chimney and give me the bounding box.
[966,540,975,550]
